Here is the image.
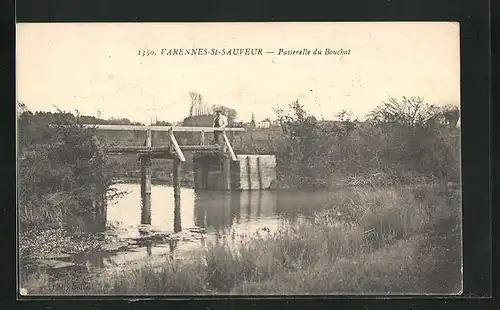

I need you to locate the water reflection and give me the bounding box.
[193,191,232,230]
[146,240,152,256]
[78,184,334,272]
[192,190,278,231]
[230,192,241,224]
[174,195,182,233]
[107,183,196,233]
[23,182,344,287]
[108,184,330,234]
[276,189,331,219]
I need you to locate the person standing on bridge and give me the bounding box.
[213,109,228,145]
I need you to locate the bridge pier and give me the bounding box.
[193,154,277,190]
[173,158,181,198]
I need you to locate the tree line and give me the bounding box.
[273,97,460,188]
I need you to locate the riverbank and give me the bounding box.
[21,183,461,295]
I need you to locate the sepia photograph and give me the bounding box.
[16,22,462,296]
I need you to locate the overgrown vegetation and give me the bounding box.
[273,97,460,188]
[18,105,124,232]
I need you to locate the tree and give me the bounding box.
[17,101,28,116]
[440,104,460,130]
[367,96,439,129]
[189,91,209,116]
[18,108,125,231]
[366,96,460,181]
[106,117,135,125]
[153,120,172,126]
[334,109,358,139]
[271,96,460,188]
[274,100,320,188]
[211,105,238,122]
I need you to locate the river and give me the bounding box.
[22,183,336,279]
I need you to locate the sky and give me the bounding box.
[16,22,460,124]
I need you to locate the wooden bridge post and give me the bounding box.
[200,130,205,146]
[145,127,152,146]
[173,157,182,207]
[140,128,152,225]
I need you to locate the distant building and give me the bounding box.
[182,115,213,127]
[231,119,244,128]
[256,118,271,129]
[183,114,237,127]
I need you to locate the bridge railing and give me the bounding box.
[168,128,186,162]
[222,132,237,160]
[81,124,245,133]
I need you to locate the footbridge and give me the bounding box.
[85,124,276,226]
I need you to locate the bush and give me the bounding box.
[274,97,460,188]
[18,109,124,231]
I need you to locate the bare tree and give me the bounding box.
[17,101,28,116]
[211,104,238,121]
[367,96,439,129]
[189,92,204,116]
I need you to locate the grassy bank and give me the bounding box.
[21,183,461,295]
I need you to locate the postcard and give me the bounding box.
[16,22,462,296]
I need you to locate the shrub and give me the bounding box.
[18,109,124,231]
[273,97,460,188]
